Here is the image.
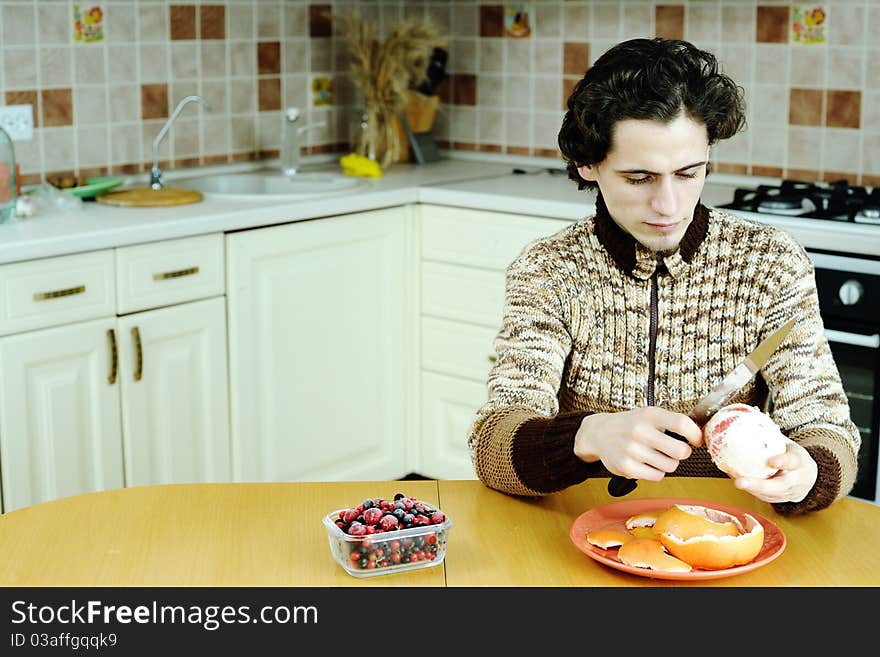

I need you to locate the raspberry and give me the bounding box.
[379,514,399,531]
[342,508,360,523]
[363,507,383,525]
[347,521,366,536]
[430,511,446,524]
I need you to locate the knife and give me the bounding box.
[606,317,797,497]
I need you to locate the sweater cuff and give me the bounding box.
[771,445,840,516]
[511,411,608,494]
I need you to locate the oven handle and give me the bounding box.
[825,329,880,348]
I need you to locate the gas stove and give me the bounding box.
[718,179,880,224]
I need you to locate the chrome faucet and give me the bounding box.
[150,95,210,190]
[280,107,326,177]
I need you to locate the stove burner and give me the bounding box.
[855,207,880,225]
[721,179,879,224]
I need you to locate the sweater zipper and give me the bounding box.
[647,269,659,406]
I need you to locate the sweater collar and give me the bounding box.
[593,192,710,280]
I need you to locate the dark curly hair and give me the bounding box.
[558,38,746,190]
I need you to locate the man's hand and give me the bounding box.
[574,407,703,481]
[732,439,818,503]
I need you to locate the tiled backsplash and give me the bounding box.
[1,0,878,187]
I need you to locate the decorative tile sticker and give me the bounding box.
[505,3,533,39]
[74,4,105,43]
[792,5,826,45]
[311,76,333,107]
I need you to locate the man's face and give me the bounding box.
[577,113,710,254]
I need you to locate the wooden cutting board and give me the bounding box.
[96,187,203,207]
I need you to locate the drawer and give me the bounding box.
[116,233,225,314]
[0,250,116,336]
[421,261,506,327]
[420,204,570,271]
[422,316,498,382]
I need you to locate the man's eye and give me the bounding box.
[677,172,699,179]
[625,176,651,185]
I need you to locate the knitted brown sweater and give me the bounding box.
[468,196,860,515]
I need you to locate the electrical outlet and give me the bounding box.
[0,104,34,141]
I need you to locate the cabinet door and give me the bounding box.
[419,372,484,480]
[226,208,412,482]
[117,296,230,486]
[0,317,123,512]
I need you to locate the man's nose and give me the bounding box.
[650,178,677,216]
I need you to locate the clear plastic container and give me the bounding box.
[0,126,17,224]
[323,505,452,578]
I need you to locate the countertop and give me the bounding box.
[2,155,878,264]
[1,477,878,586]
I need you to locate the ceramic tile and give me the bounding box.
[826,89,860,129]
[258,42,281,75]
[42,88,73,127]
[200,5,226,40]
[479,5,503,38]
[756,5,789,43]
[789,88,824,126]
[656,5,685,40]
[140,83,169,120]
[258,77,281,112]
[5,90,38,128]
[170,5,196,40]
[563,42,588,76]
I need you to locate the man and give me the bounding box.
[467,38,859,515]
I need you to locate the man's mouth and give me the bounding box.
[644,220,682,232]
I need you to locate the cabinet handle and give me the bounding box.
[153,266,199,281]
[107,328,118,385]
[33,284,85,301]
[131,326,143,381]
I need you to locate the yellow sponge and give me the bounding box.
[340,153,383,178]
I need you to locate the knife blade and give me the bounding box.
[607,317,797,497]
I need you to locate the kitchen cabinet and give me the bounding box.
[225,206,415,483]
[0,234,229,512]
[416,205,569,479]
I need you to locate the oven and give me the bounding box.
[716,178,880,504]
[809,250,880,504]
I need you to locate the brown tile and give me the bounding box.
[715,163,749,175]
[478,144,502,153]
[452,141,477,151]
[203,154,229,166]
[258,77,281,111]
[46,171,78,189]
[170,5,196,40]
[258,42,281,75]
[562,76,580,110]
[309,5,332,37]
[258,149,280,160]
[751,165,783,178]
[78,166,108,180]
[563,42,589,76]
[826,90,860,129]
[822,170,858,185]
[174,157,200,169]
[5,90,39,127]
[863,174,880,188]
[535,147,560,159]
[656,5,685,40]
[41,88,72,127]
[111,163,143,175]
[231,152,258,162]
[435,78,451,104]
[141,83,169,120]
[20,172,42,186]
[756,6,789,43]
[451,74,476,106]
[507,145,530,156]
[435,139,452,150]
[789,88,822,126]
[200,5,225,40]
[308,144,338,155]
[786,168,820,182]
[480,5,504,38]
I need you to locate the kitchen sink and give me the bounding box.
[175,170,367,198]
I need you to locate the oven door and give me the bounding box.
[824,328,880,504]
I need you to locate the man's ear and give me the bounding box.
[577,164,597,181]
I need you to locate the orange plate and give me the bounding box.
[569,497,786,581]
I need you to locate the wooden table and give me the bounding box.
[1,478,878,587]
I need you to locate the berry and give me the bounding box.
[430,511,446,524]
[363,507,382,525]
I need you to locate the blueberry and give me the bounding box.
[394,493,406,501]
[362,498,373,509]
[393,508,405,520]
[403,513,414,525]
